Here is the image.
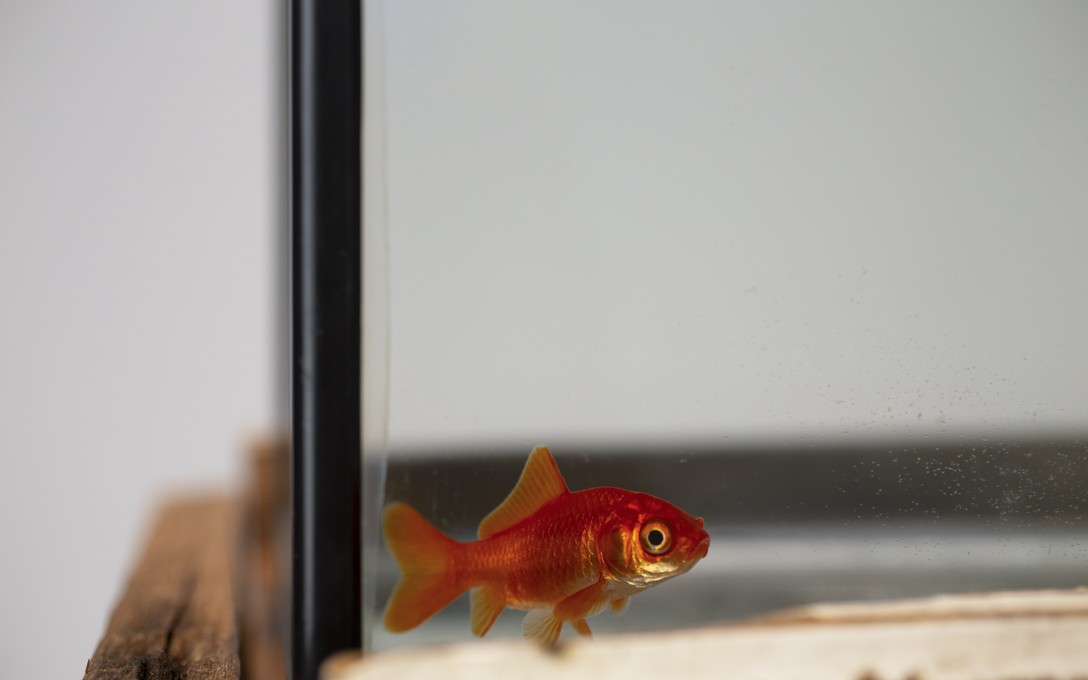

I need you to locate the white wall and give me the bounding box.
[379,1,1088,450]
[0,2,276,677]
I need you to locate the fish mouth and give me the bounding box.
[691,537,710,560]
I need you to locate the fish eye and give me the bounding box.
[639,520,672,556]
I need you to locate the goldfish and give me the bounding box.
[382,445,710,645]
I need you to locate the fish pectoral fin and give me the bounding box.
[553,579,611,621]
[523,581,607,646]
[522,609,564,647]
[610,597,629,615]
[470,587,506,637]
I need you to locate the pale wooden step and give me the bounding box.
[324,589,1088,680]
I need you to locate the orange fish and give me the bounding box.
[382,446,710,645]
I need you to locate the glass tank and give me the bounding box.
[360,0,1088,652]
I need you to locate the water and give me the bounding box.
[372,526,1088,649]
[360,0,1088,654]
[366,440,1088,651]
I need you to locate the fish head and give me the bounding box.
[597,492,710,589]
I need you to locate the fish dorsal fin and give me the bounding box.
[478,446,569,540]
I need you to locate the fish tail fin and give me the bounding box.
[382,503,465,632]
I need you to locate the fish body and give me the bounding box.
[382,446,710,645]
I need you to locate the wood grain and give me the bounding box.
[241,437,289,680]
[84,496,241,680]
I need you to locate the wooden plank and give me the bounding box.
[84,496,241,680]
[241,437,289,680]
[323,590,1088,680]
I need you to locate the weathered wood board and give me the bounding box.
[241,437,289,680]
[84,496,241,680]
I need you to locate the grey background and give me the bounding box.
[379,1,1088,452]
[0,1,276,677]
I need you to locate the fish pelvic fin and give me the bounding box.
[478,445,569,540]
[469,586,506,637]
[554,579,612,621]
[522,609,564,647]
[382,503,464,633]
[610,597,629,615]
